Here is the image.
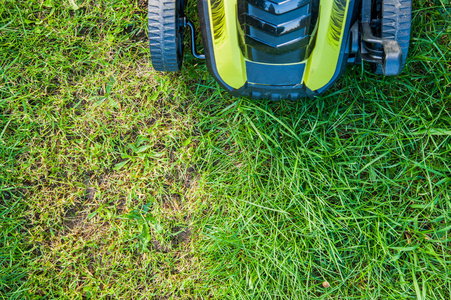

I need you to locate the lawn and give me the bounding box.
[1,0,450,299]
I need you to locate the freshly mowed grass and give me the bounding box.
[0,0,450,299]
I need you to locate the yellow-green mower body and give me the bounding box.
[149,0,412,99]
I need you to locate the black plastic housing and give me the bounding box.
[237,0,319,64]
[196,0,404,100]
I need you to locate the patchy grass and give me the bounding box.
[1,0,207,298]
[1,0,450,299]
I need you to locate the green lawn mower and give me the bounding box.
[148,0,411,100]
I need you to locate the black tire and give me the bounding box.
[148,0,185,72]
[374,0,412,74]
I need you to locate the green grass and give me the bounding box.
[1,0,450,299]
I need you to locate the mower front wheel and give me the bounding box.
[374,0,412,74]
[148,0,185,72]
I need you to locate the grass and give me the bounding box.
[0,0,450,299]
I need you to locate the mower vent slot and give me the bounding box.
[238,0,319,64]
[243,14,312,37]
[245,0,312,15]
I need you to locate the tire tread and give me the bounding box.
[148,0,182,72]
[375,0,411,74]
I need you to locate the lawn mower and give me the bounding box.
[148,0,411,100]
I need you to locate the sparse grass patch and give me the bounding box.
[1,1,207,298]
[1,0,450,299]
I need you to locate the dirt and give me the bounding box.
[137,0,147,9]
[0,191,12,204]
[169,146,177,163]
[62,200,88,230]
[85,186,96,200]
[146,118,156,126]
[161,193,183,211]
[184,166,197,188]
[123,24,147,42]
[65,98,86,110]
[171,226,191,246]
[153,240,170,253]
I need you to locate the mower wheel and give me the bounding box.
[374,0,412,74]
[148,0,185,72]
